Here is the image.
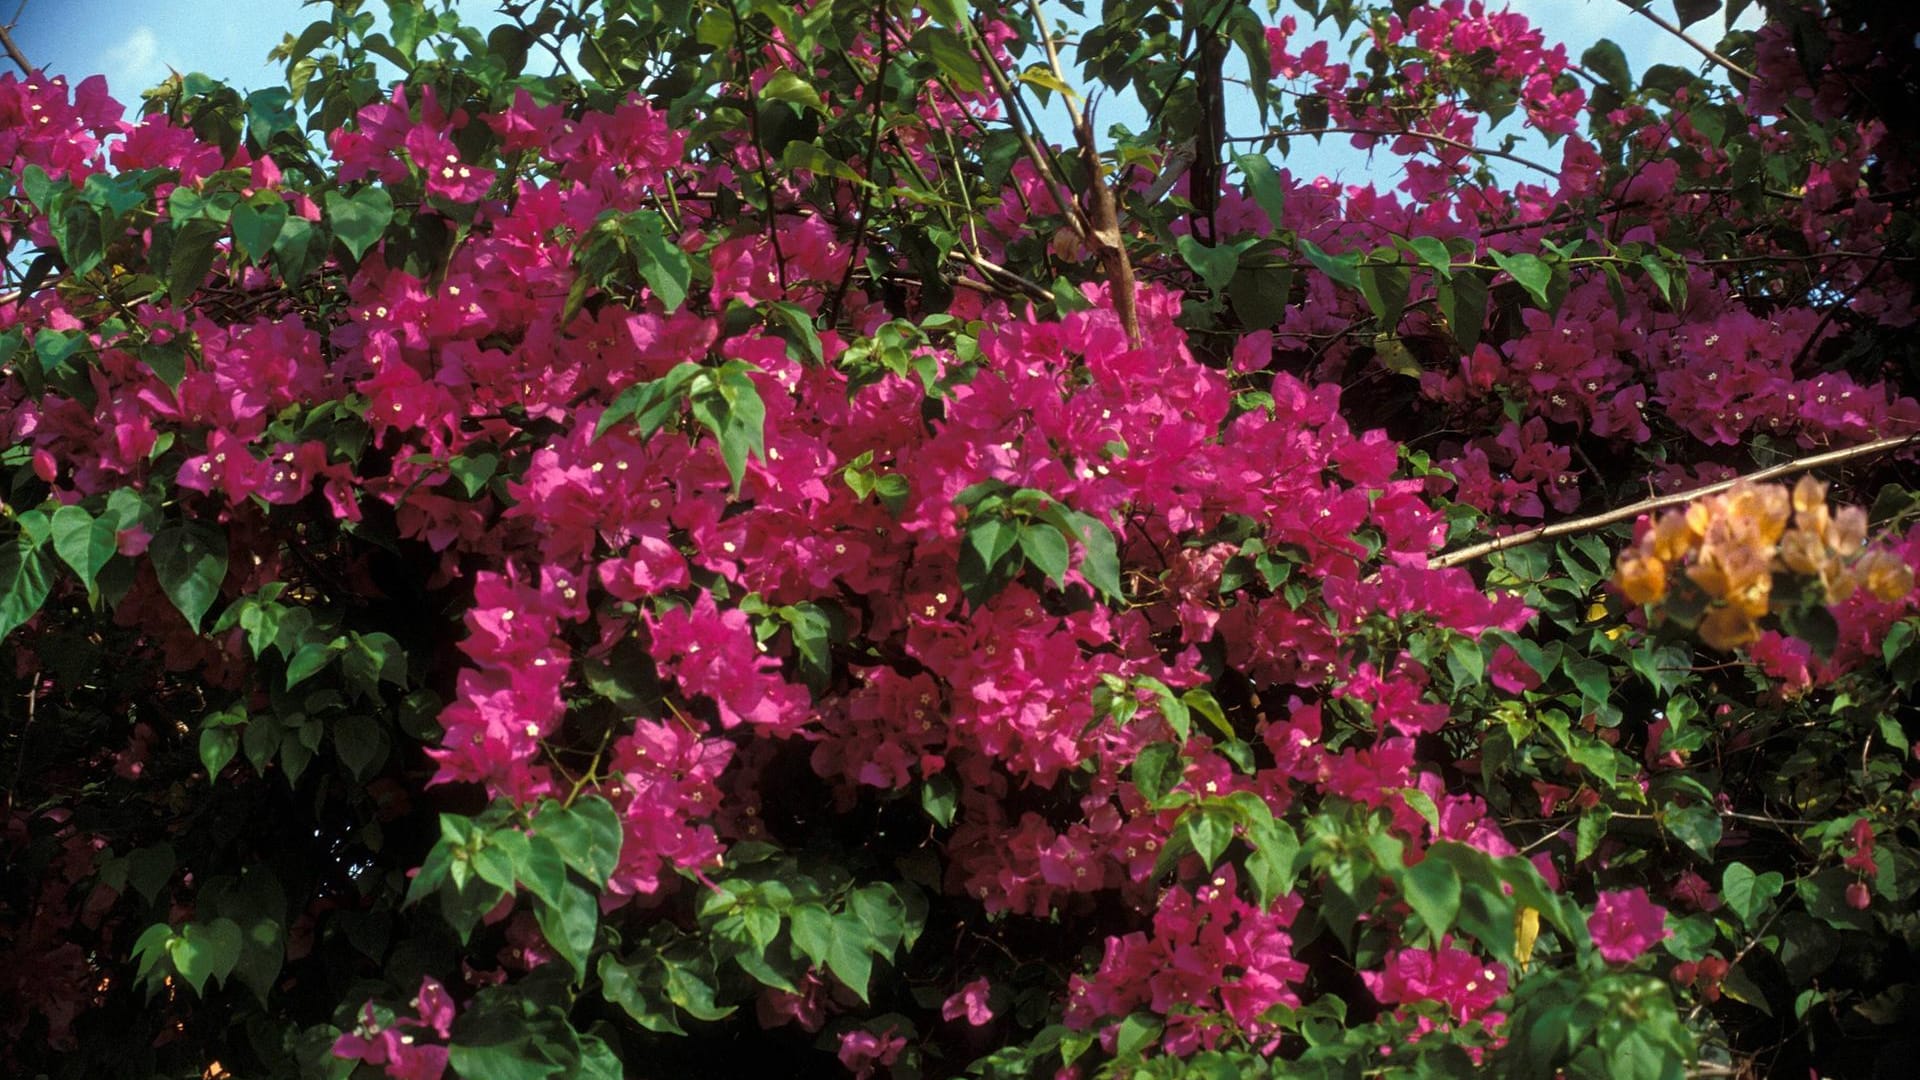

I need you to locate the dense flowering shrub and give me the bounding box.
[5,1,1920,1078]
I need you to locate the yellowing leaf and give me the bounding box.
[1515,905,1540,972]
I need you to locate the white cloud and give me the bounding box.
[98,26,166,94]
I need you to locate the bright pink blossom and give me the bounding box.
[1588,888,1670,964]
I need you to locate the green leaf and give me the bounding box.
[1115,1013,1162,1057]
[764,301,823,365]
[1184,805,1234,866]
[1233,153,1288,228]
[599,955,682,1036]
[535,879,599,980]
[271,216,323,283]
[1490,250,1556,311]
[779,601,834,693]
[1298,238,1361,290]
[760,70,825,115]
[200,725,240,782]
[1403,856,1462,941]
[140,340,189,390]
[1357,260,1411,329]
[1073,514,1124,603]
[332,714,386,780]
[1244,818,1299,905]
[149,523,228,631]
[1176,234,1241,293]
[824,915,878,1000]
[622,210,692,312]
[1438,269,1487,351]
[127,842,176,902]
[1019,523,1071,585]
[916,26,985,94]
[34,327,86,375]
[1719,961,1773,1016]
[1721,862,1784,926]
[131,922,173,981]
[1798,867,1872,932]
[665,962,735,1022]
[283,639,337,689]
[1581,39,1632,90]
[1132,743,1181,804]
[1182,688,1233,741]
[1576,807,1610,863]
[922,0,966,27]
[1563,654,1612,705]
[535,797,622,887]
[449,451,499,498]
[1671,0,1717,30]
[230,197,289,264]
[388,0,429,56]
[1395,787,1443,836]
[921,773,957,827]
[1227,264,1292,328]
[964,516,1020,587]
[1401,235,1455,280]
[1639,254,1676,306]
[470,833,522,894]
[0,535,56,641]
[168,220,224,305]
[513,834,569,910]
[343,630,408,693]
[51,199,105,277]
[168,918,243,997]
[325,186,394,261]
[595,362,702,440]
[788,903,834,968]
[1662,802,1722,859]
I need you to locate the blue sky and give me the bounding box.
[13,0,1758,187]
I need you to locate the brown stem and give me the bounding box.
[0,20,29,76]
[1429,431,1920,569]
[1227,127,1558,177]
[1615,0,1757,84]
[1027,0,1141,345]
[966,18,1080,243]
[826,2,892,326]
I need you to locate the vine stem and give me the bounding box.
[0,12,29,76]
[1226,127,1559,177]
[1026,0,1141,345]
[1615,0,1756,84]
[1429,431,1920,569]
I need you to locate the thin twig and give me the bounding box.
[1430,432,1920,569]
[1227,127,1558,177]
[826,1,893,326]
[730,4,787,290]
[1616,0,1756,84]
[0,21,29,75]
[1027,0,1141,344]
[966,18,1081,243]
[946,249,1053,303]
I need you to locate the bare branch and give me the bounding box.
[1430,432,1920,569]
[0,21,30,76]
[1616,0,1756,84]
[1228,127,1559,178]
[1027,0,1142,346]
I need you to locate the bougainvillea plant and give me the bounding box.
[5,0,1920,1076]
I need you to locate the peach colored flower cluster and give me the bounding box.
[1615,476,1913,649]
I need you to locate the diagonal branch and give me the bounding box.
[1026,0,1141,346]
[1430,431,1920,569]
[0,22,30,76]
[1615,0,1756,84]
